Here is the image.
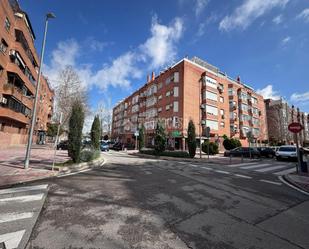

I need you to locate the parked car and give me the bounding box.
[276,145,297,161]
[257,147,276,158]
[57,140,68,150]
[100,141,109,151]
[111,142,123,151]
[224,147,261,158]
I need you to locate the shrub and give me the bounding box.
[187,120,197,158]
[202,140,219,155]
[154,121,166,154]
[80,149,101,162]
[223,137,241,150]
[68,100,85,163]
[140,149,190,158]
[91,115,101,150]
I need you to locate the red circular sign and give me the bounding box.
[288,122,303,133]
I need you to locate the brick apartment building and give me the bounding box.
[0,0,54,148]
[112,56,268,150]
[265,98,309,146]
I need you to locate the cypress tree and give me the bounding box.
[91,115,101,150]
[68,100,85,163]
[187,120,197,158]
[154,121,166,155]
[138,124,145,151]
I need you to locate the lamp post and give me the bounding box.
[24,13,56,169]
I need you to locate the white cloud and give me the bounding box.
[195,0,209,17]
[44,17,184,91]
[273,14,283,24]
[281,36,291,46]
[290,92,309,102]
[140,17,184,69]
[297,8,309,23]
[219,0,289,31]
[92,52,142,90]
[256,85,281,100]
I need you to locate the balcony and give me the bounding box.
[0,106,30,124]
[15,29,38,68]
[2,83,33,109]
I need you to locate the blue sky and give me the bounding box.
[20,0,309,114]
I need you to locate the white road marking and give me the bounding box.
[240,163,272,169]
[274,167,296,176]
[202,166,212,170]
[0,184,48,195]
[228,162,257,167]
[189,164,198,167]
[178,162,187,165]
[278,176,309,196]
[0,230,25,249]
[0,212,34,224]
[57,168,92,178]
[215,170,230,175]
[0,194,44,203]
[255,165,287,173]
[234,174,252,179]
[260,179,282,186]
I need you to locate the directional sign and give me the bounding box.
[288,122,303,133]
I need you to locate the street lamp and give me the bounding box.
[24,13,56,169]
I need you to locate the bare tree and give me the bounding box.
[53,66,88,130]
[97,100,112,138]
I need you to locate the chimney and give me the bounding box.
[236,75,241,83]
[151,71,155,81]
[147,74,150,83]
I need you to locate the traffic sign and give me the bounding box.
[288,122,303,133]
[134,131,139,137]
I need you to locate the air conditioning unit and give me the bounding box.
[1,96,7,104]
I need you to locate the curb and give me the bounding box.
[279,175,309,196]
[131,152,260,164]
[0,156,105,189]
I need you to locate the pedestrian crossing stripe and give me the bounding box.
[240,163,272,169]
[274,167,296,176]
[255,165,287,173]
[0,230,25,249]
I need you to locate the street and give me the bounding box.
[19,151,309,249]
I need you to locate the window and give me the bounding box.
[173,86,179,97]
[5,17,11,31]
[251,96,258,104]
[228,88,235,96]
[204,76,217,88]
[174,72,179,83]
[220,122,225,128]
[252,107,259,115]
[220,109,224,115]
[205,105,218,116]
[132,95,139,105]
[158,95,162,100]
[158,82,163,89]
[0,123,5,131]
[146,97,157,107]
[204,91,217,101]
[166,91,171,97]
[132,105,139,113]
[240,103,248,112]
[220,96,224,103]
[0,39,8,54]
[206,120,218,130]
[253,128,260,136]
[238,91,247,100]
[166,105,170,111]
[173,101,179,112]
[158,107,162,112]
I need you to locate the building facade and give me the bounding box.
[112,56,268,150]
[265,98,309,146]
[0,0,54,148]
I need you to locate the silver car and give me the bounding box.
[276,145,297,161]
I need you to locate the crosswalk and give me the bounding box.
[0,184,48,249]
[228,161,297,176]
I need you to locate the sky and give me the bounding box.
[20,0,309,118]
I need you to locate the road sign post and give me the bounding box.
[288,122,303,173]
[134,130,139,150]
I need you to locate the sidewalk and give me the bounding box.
[284,173,309,194]
[0,145,69,188]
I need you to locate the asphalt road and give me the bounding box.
[26,151,309,249]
